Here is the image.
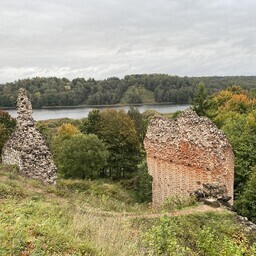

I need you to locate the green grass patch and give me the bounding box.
[0,199,96,255]
[120,85,156,104]
[1,165,255,255]
[161,194,198,212]
[138,86,156,103]
[54,179,149,213]
[0,180,27,199]
[141,212,256,255]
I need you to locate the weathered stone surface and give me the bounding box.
[144,109,234,207]
[203,198,221,208]
[236,215,256,233]
[193,182,231,204]
[1,88,57,184]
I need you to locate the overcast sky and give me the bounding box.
[1,0,256,83]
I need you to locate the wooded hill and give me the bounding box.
[1,74,256,108]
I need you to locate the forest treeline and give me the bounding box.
[1,74,256,108]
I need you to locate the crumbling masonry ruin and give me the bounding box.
[144,109,234,207]
[2,88,57,184]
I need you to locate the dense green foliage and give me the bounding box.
[236,166,256,223]
[59,134,109,179]
[143,214,256,255]
[203,86,256,221]
[81,109,141,178]
[192,82,208,116]
[127,107,148,144]
[36,110,152,200]
[1,75,256,108]
[134,160,152,203]
[43,109,146,181]
[51,123,81,163]
[0,110,16,156]
[0,124,9,155]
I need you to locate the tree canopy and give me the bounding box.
[51,123,81,165]
[192,82,208,116]
[59,134,108,179]
[203,86,256,221]
[1,75,256,108]
[82,109,141,178]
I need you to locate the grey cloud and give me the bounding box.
[0,0,256,83]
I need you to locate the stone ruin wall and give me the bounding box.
[144,110,234,207]
[2,88,57,184]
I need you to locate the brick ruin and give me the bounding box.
[144,109,234,207]
[2,88,57,184]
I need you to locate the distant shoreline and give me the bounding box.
[41,102,178,109]
[1,102,186,110]
[5,104,190,121]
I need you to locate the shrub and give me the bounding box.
[0,110,16,156]
[0,110,16,130]
[0,123,9,155]
[143,214,256,256]
[143,216,191,255]
[59,134,109,179]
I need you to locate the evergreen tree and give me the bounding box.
[192,82,208,116]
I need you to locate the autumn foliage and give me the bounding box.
[204,86,256,221]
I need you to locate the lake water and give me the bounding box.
[6,104,190,121]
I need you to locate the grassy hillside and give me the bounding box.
[120,85,156,104]
[0,165,256,255]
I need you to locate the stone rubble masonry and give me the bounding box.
[1,88,57,184]
[144,109,234,207]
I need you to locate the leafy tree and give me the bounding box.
[51,123,81,164]
[249,88,256,98]
[135,160,152,203]
[59,134,108,179]
[0,110,16,131]
[235,166,256,222]
[127,107,147,144]
[54,123,80,139]
[80,109,102,134]
[203,87,256,220]
[36,121,53,147]
[126,86,142,104]
[217,112,256,197]
[192,81,208,116]
[154,84,165,102]
[82,109,141,178]
[0,124,9,156]
[0,110,16,156]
